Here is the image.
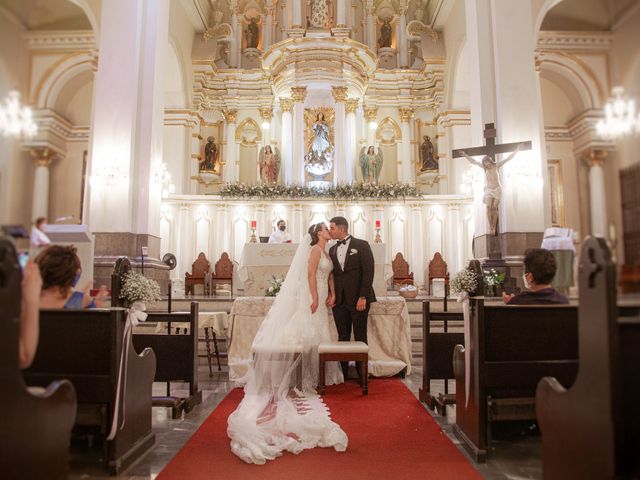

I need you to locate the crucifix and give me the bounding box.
[452,123,532,237]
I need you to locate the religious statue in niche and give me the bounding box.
[359,146,383,184]
[379,18,392,48]
[200,136,221,174]
[304,111,334,180]
[259,145,281,183]
[309,0,330,29]
[459,143,525,236]
[245,17,259,49]
[420,135,439,171]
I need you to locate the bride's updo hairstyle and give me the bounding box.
[308,223,324,246]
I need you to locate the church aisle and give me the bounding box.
[65,366,542,480]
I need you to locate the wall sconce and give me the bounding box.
[90,164,128,187]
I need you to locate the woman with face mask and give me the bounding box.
[35,245,107,309]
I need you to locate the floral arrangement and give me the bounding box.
[119,271,162,305]
[219,182,420,201]
[483,268,506,297]
[265,275,285,297]
[451,269,478,296]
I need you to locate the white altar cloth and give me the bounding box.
[227,296,411,381]
[237,241,391,296]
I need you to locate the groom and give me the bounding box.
[328,216,376,380]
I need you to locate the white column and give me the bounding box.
[235,12,243,67]
[398,107,413,183]
[366,1,376,51]
[332,87,347,186]
[446,203,462,275]
[336,0,346,26]
[292,203,304,240]
[263,3,273,50]
[229,5,239,67]
[176,204,191,280]
[223,109,238,182]
[409,204,424,286]
[586,150,608,237]
[280,98,294,184]
[214,203,229,260]
[293,0,302,27]
[30,148,55,221]
[88,0,169,235]
[256,203,267,236]
[291,87,307,184]
[364,106,377,147]
[397,9,408,68]
[345,99,358,183]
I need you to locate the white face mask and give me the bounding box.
[522,272,530,290]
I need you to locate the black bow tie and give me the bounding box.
[337,237,351,246]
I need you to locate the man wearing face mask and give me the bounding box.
[268,220,292,244]
[503,248,569,305]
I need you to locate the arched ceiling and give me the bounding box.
[540,0,638,30]
[0,0,92,30]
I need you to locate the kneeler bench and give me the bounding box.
[318,341,369,395]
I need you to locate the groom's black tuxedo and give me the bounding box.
[329,236,376,379]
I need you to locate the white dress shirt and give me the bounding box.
[30,227,51,248]
[268,229,292,243]
[335,236,352,270]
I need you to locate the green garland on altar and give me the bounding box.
[219,182,420,201]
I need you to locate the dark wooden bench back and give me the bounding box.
[536,236,640,479]
[111,256,132,308]
[0,238,76,480]
[22,308,156,474]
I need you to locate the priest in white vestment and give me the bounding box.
[268,220,292,243]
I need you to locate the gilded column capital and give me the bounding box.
[279,97,294,112]
[331,86,348,103]
[345,98,359,114]
[223,109,238,123]
[30,147,55,167]
[291,86,308,103]
[259,107,273,120]
[398,107,414,122]
[363,106,378,123]
[584,149,607,168]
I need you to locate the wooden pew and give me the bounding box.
[536,237,640,479]
[452,300,578,461]
[418,301,464,415]
[132,304,202,418]
[22,308,156,475]
[112,258,203,417]
[0,238,77,480]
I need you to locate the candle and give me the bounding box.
[251,220,256,229]
[375,220,381,229]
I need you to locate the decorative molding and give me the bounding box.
[363,106,378,122]
[258,107,273,120]
[583,149,607,168]
[345,98,359,113]
[398,107,414,122]
[537,31,613,52]
[223,109,238,123]
[279,98,294,112]
[23,30,96,51]
[291,86,308,102]
[331,86,348,102]
[30,147,56,167]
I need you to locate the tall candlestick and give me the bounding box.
[375,220,381,228]
[251,220,257,228]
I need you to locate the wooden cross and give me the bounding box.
[451,123,532,161]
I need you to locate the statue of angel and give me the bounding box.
[259,145,281,184]
[359,145,383,183]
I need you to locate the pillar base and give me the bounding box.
[287,27,306,38]
[331,26,351,38]
[93,232,170,291]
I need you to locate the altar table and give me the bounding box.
[237,242,392,296]
[227,296,411,381]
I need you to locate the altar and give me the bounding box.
[237,242,392,296]
[226,296,412,381]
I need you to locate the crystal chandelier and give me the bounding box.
[0,90,38,139]
[596,86,640,139]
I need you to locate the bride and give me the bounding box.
[227,223,347,464]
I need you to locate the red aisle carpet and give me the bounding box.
[157,380,482,480]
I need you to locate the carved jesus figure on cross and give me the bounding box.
[452,123,532,236]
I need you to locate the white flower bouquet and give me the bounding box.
[119,271,162,306]
[265,275,285,297]
[451,269,478,297]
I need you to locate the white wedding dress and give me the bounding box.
[227,235,347,464]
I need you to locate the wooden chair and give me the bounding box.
[211,252,233,294]
[392,252,414,287]
[428,252,450,295]
[0,238,77,480]
[536,237,640,479]
[185,252,210,295]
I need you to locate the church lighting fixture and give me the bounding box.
[0,90,38,139]
[596,86,640,139]
[368,121,378,131]
[261,120,270,129]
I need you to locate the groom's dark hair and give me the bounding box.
[330,216,349,232]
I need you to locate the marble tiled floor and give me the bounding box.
[69,367,542,480]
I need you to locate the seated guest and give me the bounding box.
[19,260,43,369]
[503,248,569,305]
[29,216,51,249]
[268,219,292,244]
[35,245,107,309]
